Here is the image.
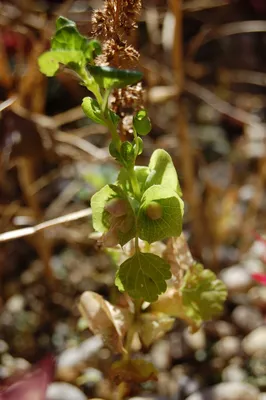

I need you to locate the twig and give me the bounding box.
[185,80,260,126]
[171,0,205,255]
[0,97,17,112]
[55,132,110,160]
[0,208,92,243]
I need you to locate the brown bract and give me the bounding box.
[92,0,144,136]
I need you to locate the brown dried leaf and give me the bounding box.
[110,359,158,385]
[163,233,194,286]
[79,291,131,354]
[139,312,174,347]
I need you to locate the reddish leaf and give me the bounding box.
[0,355,55,400]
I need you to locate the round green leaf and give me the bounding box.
[138,185,184,243]
[133,110,152,136]
[115,252,171,302]
[88,66,143,89]
[145,149,182,196]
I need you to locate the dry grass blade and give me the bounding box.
[0,97,17,112]
[0,208,92,242]
[185,80,260,126]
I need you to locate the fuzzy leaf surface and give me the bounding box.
[138,185,184,243]
[145,149,182,196]
[115,252,171,302]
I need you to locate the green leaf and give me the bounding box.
[82,97,106,125]
[38,50,85,77]
[109,110,120,127]
[181,264,228,327]
[139,312,174,347]
[138,185,184,243]
[56,16,75,30]
[120,141,135,167]
[88,65,143,89]
[117,166,149,195]
[135,166,149,190]
[133,110,152,136]
[38,17,101,77]
[145,149,182,196]
[91,184,136,246]
[115,252,171,302]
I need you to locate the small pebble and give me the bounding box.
[46,382,87,400]
[213,336,241,360]
[222,365,247,382]
[57,336,103,380]
[184,328,206,351]
[219,265,253,293]
[231,306,263,333]
[248,286,266,310]
[204,320,237,338]
[151,340,171,370]
[185,382,259,400]
[0,340,9,354]
[242,327,266,356]
[5,295,25,313]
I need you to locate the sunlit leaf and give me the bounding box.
[181,264,228,326]
[38,50,85,76]
[120,141,135,167]
[138,185,184,243]
[91,184,136,246]
[117,166,149,195]
[139,312,174,347]
[133,110,152,136]
[152,264,228,331]
[88,65,143,89]
[79,291,130,353]
[38,17,101,77]
[110,359,157,384]
[145,149,182,196]
[82,97,106,125]
[115,252,171,302]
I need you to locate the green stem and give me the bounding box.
[133,127,139,157]
[128,167,141,199]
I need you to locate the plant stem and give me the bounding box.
[128,167,141,199]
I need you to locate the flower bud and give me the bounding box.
[105,198,128,217]
[146,201,162,220]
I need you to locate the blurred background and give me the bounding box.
[1,0,266,399]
